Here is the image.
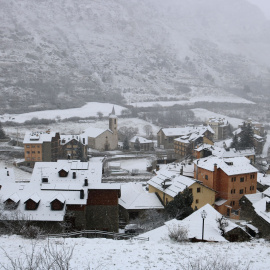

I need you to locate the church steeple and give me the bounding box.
[111,106,116,116]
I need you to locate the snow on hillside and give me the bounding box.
[132,95,254,108]
[0,103,127,123]
[192,108,243,128]
[5,118,160,140]
[0,235,269,269]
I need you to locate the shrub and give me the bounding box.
[168,224,189,242]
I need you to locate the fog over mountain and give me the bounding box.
[1,0,270,113]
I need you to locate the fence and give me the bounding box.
[41,229,149,241]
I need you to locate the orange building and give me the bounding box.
[23,131,60,167]
[194,156,258,218]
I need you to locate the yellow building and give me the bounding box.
[148,172,216,209]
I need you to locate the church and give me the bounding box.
[81,107,118,151]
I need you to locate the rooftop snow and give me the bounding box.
[195,156,258,176]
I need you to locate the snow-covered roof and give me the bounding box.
[50,193,66,203]
[23,131,57,144]
[119,183,163,210]
[82,127,112,138]
[26,193,40,203]
[160,125,214,137]
[142,204,241,242]
[195,156,258,176]
[253,197,270,224]
[0,159,117,222]
[148,173,195,198]
[130,136,153,144]
[5,193,20,203]
[195,144,255,158]
[243,193,264,205]
[257,173,270,187]
[157,162,194,178]
[60,134,85,145]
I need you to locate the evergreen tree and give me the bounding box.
[134,138,141,151]
[0,122,6,139]
[239,123,254,149]
[123,137,129,150]
[165,187,193,220]
[230,134,239,150]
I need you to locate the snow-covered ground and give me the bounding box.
[5,118,160,141]
[0,102,127,123]
[0,235,269,270]
[192,108,243,128]
[120,158,152,173]
[132,96,254,108]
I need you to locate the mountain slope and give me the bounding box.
[0,0,270,113]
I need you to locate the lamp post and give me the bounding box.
[201,210,207,241]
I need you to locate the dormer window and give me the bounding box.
[42,177,48,183]
[51,199,65,211]
[58,168,69,177]
[4,199,20,210]
[25,199,40,210]
[225,161,233,166]
[24,194,40,210]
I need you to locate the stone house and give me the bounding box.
[157,125,214,151]
[59,134,87,160]
[205,117,230,141]
[129,136,154,151]
[194,156,258,218]
[240,193,270,237]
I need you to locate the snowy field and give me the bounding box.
[0,235,269,270]
[5,118,160,141]
[119,158,152,173]
[131,96,254,108]
[0,102,127,123]
[192,108,243,128]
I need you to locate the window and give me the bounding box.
[32,145,35,148]
[38,151,40,154]
[196,199,199,204]
[231,177,236,182]
[26,151,30,154]
[205,175,208,180]
[240,177,244,182]
[168,137,173,143]
[37,145,40,148]
[231,189,235,194]
[26,145,30,148]
[197,187,201,193]
[32,151,35,154]
[230,201,235,206]
[239,189,244,194]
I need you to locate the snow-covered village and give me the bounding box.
[1,0,270,269]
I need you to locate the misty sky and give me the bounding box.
[246,0,270,19]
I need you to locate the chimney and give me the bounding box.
[73,172,76,179]
[80,189,84,199]
[180,166,183,175]
[84,178,88,186]
[266,201,270,212]
[214,163,217,171]
[7,171,9,176]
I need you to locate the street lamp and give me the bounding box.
[201,210,207,241]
